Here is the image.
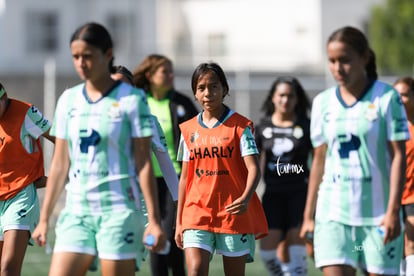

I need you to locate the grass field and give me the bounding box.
[21,240,327,276]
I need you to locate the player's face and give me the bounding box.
[70,39,112,82]
[195,72,227,112]
[327,41,368,89]
[149,62,174,91]
[272,82,297,116]
[394,82,414,114]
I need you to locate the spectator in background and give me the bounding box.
[32,22,166,276]
[300,26,409,276]
[256,76,312,276]
[133,54,198,276]
[0,82,54,275]
[394,76,414,276]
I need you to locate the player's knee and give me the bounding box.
[1,260,22,276]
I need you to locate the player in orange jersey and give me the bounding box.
[0,82,54,275]
[174,62,268,276]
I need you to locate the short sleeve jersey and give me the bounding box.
[255,117,312,192]
[147,95,181,176]
[150,115,168,153]
[21,104,51,151]
[0,100,51,199]
[178,110,258,162]
[177,109,267,238]
[51,82,153,215]
[311,80,409,226]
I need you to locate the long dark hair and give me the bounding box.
[261,76,310,118]
[328,26,377,81]
[70,22,115,73]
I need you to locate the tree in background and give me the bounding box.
[369,0,414,76]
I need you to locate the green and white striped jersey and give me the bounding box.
[51,82,153,215]
[22,104,51,152]
[311,80,409,226]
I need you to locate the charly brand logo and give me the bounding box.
[275,156,304,176]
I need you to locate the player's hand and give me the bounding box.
[225,197,248,215]
[299,218,315,243]
[174,223,183,250]
[380,211,401,244]
[143,223,167,253]
[32,220,48,247]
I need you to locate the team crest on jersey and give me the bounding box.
[262,127,273,139]
[365,103,378,121]
[108,102,121,118]
[190,131,199,144]
[292,126,304,139]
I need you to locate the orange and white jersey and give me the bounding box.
[178,110,268,239]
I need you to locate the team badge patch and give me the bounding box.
[108,102,121,118]
[293,126,304,139]
[365,103,378,121]
[190,131,199,144]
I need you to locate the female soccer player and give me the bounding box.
[32,22,166,276]
[175,62,268,276]
[300,26,409,276]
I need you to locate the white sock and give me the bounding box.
[401,258,407,276]
[281,262,291,275]
[406,255,414,276]
[260,249,283,276]
[288,245,307,276]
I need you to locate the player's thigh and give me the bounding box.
[360,225,403,275]
[216,233,256,263]
[0,184,39,244]
[97,210,144,260]
[314,220,358,269]
[100,258,136,276]
[49,252,95,276]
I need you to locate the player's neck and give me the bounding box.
[149,85,170,100]
[86,77,115,101]
[202,104,226,128]
[272,112,295,127]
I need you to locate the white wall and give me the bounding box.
[0,0,386,75]
[180,0,322,72]
[0,0,157,74]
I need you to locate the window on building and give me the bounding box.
[174,32,191,57]
[107,13,134,51]
[26,12,58,53]
[208,33,226,57]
